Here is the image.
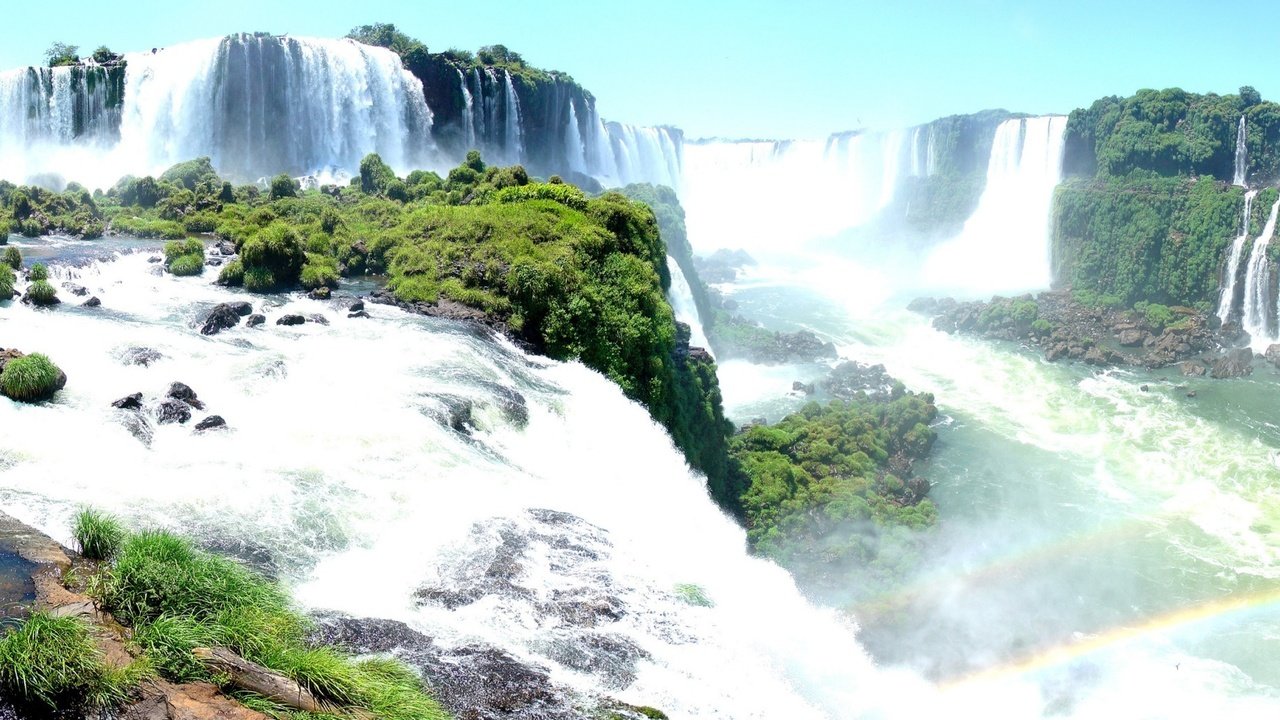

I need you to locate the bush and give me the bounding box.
[300,255,340,290]
[29,264,47,281]
[1135,301,1176,330]
[0,612,149,709]
[73,509,126,561]
[268,173,298,200]
[3,247,19,270]
[26,280,58,306]
[0,264,13,300]
[167,255,204,277]
[217,259,244,287]
[0,353,64,402]
[239,223,305,291]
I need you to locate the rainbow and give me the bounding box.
[941,586,1280,689]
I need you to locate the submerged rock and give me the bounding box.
[227,301,253,316]
[82,296,101,308]
[306,313,329,326]
[154,399,192,425]
[348,299,364,312]
[246,313,266,327]
[112,392,144,410]
[63,283,88,296]
[1266,344,1280,368]
[309,287,331,300]
[167,382,205,410]
[121,347,164,367]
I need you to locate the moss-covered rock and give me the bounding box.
[0,352,67,402]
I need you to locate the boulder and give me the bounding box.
[194,415,226,432]
[1265,344,1280,368]
[1210,348,1254,379]
[246,313,266,327]
[64,283,88,296]
[155,399,192,425]
[308,287,331,300]
[348,300,365,312]
[227,301,253,316]
[167,382,205,410]
[112,393,144,410]
[347,310,370,319]
[276,314,305,326]
[82,296,101,307]
[200,303,241,336]
[1179,361,1207,377]
[306,314,329,326]
[216,240,237,256]
[1117,328,1146,347]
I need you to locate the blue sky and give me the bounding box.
[2,0,1276,139]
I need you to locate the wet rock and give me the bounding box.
[1210,347,1254,379]
[63,283,88,296]
[154,399,191,425]
[348,310,370,319]
[1084,346,1121,366]
[308,287,331,300]
[1186,390,1198,398]
[348,300,365,313]
[1179,361,1207,377]
[792,380,814,395]
[1266,344,1280,368]
[200,537,276,580]
[537,631,649,690]
[112,392,144,410]
[194,415,226,432]
[246,313,266,327]
[1117,328,1146,347]
[200,303,242,336]
[167,382,205,410]
[146,255,162,264]
[82,296,101,307]
[306,313,329,326]
[227,301,253,316]
[419,394,475,434]
[821,361,896,401]
[205,257,223,267]
[276,314,305,326]
[121,347,164,367]
[216,240,236,256]
[477,381,529,428]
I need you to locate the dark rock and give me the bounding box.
[420,394,474,434]
[194,415,226,432]
[1140,385,1149,392]
[154,399,192,425]
[167,382,205,410]
[205,257,223,267]
[112,393,144,410]
[308,287,331,300]
[538,631,649,690]
[821,361,897,401]
[121,347,163,366]
[81,296,101,307]
[276,314,305,326]
[791,380,814,395]
[1084,346,1120,366]
[216,240,236,256]
[348,300,365,312]
[199,303,241,336]
[1046,343,1068,362]
[1187,390,1198,398]
[146,255,162,264]
[306,313,330,325]
[348,310,370,319]
[246,313,266,327]
[64,283,88,296]
[1210,348,1254,379]
[1118,329,1146,347]
[227,301,253,316]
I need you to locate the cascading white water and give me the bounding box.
[564,100,587,175]
[501,70,524,164]
[666,256,711,352]
[919,115,1069,296]
[1242,196,1280,348]
[0,64,120,185]
[597,122,683,190]
[680,131,908,255]
[1216,190,1258,323]
[0,247,970,719]
[1233,116,1248,187]
[907,124,936,177]
[457,67,476,150]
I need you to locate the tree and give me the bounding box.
[345,23,425,57]
[1240,86,1262,109]
[91,46,118,64]
[45,42,79,67]
[268,174,298,201]
[477,44,524,68]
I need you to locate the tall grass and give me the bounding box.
[0,611,150,709]
[72,508,127,561]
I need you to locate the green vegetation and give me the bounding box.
[1134,301,1176,330]
[0,183,104,238]
[0,611,150,709]
[0,264,14,300]
[25,280,58,306]
[89,527,448,720]
[0,353,64,402]
[44,42,79,67]
[3,247,19,270]
[164,238,205,276]
[1052,176,1243,306]
[729,390,938,597]
[674,583,714,608]
[29,264,47,281]
[73,508,126,561]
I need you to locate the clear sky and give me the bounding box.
[3,0,1277,139]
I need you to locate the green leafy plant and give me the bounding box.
[0,612,149,708]
[73,509,126,561]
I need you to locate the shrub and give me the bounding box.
[26,280,58,306]
[243,266,276,292]
[0,612,149,709]
[73,509,126,561]
[300,255,340,290]
[217,259,244,286]
[3,247,19,270]
[0,353,63,401]
[167,255,204,277]
[239,223,305,291]
[29,264,47,281]
[164,239,203,263]
[0,264,13,300]
[268,173,298,200]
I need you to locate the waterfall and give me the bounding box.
[0,64,122,186]
[680,131,909,255]
[919,116,1069,296]
[456,67,475,150]
[0,249,946,719]
[564,99,586,174]
[1241,196,1280,347]
[501,70,523,164]
[1216,189,1258,323]
[1233,116,1248,187]
[666,256,711,352]
[907,125,937,177]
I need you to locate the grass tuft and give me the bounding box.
[0,353,63,402]
[673,583,714,608]
[0,263,14,300]
[72,508,126,561]
[0,612,149,709]
[2,247,18,270]
[28,263,47,281]
[25,279,58,306]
